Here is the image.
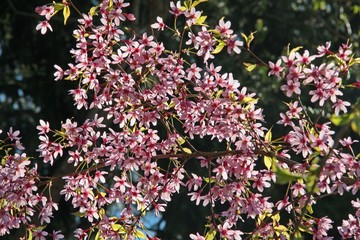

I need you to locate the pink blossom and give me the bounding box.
[291,182,306,196]
[50,230,64,240]
[295,50,316,64]
[169,1,182,16]
[216,18,233,36]
[54,65,64,81]
[33,228,48,240]
[268,59,284,77]
[317,41,332,56]
[37,120,50,134]
[281,79,301,97]
[151,16,165,31]
[226,34,243,54]
[333,99,351,115]
[36,21,53,34]
[7,127,20,141]
[184,8,201,26]
[35,5,54,20]
[190,233,205,240]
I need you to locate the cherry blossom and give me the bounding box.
[36,21,53,34]
[151,17,165,31]
[0,0,356,239]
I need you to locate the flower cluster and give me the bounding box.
[338,199,360,238]
[0,129,64,239]
[35,4,54,34]
[1,0,356,239]
[271,43,352,115]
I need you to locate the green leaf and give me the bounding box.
[183,0,190,10]
[243,62,257,72]
[208,29,221,36]
[53,2,65,11]
[212,41,226,54]
[72,211,85,217]
[241,31,256,48]
[215,89,223,98]
[94,230,102,240]
[98,208,105,219]
[180,6,188,11]
[134,229,146,239]
[204,177,215,183]
[0,199,7,208]
[111,224,126,233]
[89,6,99,16]
[195,16,208,26]
[264,156,273,170]
[351,118,360,135]
[273,164,302,185]
[1,156,6,166]
[330,113,353,126]
[63,6,70,25]
[27,228,33,240]
[242,96,258,104]
[205,229,216,240]
[306,172,317,192]
[182,147,192,154]
[293,231,304,240]
[271,212,280,222]
[306,204,313,214]
[192,0,208,8]
[287,44,303,56]
[265,127,272,142]
[177,136,186,145]
[240,33,248,43]
[298,224,311,233]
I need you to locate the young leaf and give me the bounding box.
[212,41,226,54]
[264,156,273,170]
[265,127,272,142]
[111,224,126,233]
[89,6,99,16]
[241,31,256,49]
[287,45,303,56]
[192,0,208,8]
[306,204,313,214]
[204,177,215,183]
[243,62,257,72]
[182,147,192,154]
[349,57,360,67]
[329,113,353,126]
[271,212,280,222]
[293,231,304,240]
[53,2,65,11]
[27,228,33,240]
[196,16,208,26]
[177,136,186,145]
[135,229,146,239]
[273,164,302,185]
[351,118,360,135]
[241,33,248,44]
[205,229,216,240]
[94,230,102,240]
[63,6,71,25]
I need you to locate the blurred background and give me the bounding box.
[1,0,360,239]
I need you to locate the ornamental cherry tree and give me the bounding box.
[2,0,360,239]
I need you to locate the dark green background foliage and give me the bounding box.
[1,0,360,239]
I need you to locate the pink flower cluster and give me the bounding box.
[270,42,351,115]
[2,0,356,239]
[0,129,63,239]
[35,5,54,34]
[338,199,360,238]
